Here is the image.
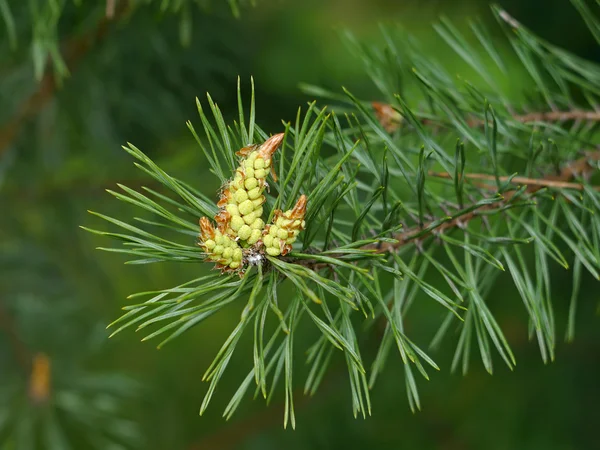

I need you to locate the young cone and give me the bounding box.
[216,134,284,245]
[262,195,307,256]
[199,217,244,271]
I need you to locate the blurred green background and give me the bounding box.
[1,0,599,449]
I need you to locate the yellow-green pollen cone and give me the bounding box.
[199,217,243,271]
[262,195,307,257]
[215,133,284,245]
[199,134,308,273]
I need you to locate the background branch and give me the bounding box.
[0,0,130,159]
[373,102,600,133]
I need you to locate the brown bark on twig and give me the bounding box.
[428,171,600,192]
[512,110,600,123]
[372,101,600,133]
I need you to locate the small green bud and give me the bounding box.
[230,215,245,232]
[277,229,288,240]
[272,237,281,249]
[234,189,248,203]
[233,189,248,205]
[263,234,273,247]
[253,158,265,170]
[229,261,241,269]
[233,174,243,186]
[244,177,258,190]
[250,218,265,230]
[232,248,243,262]
[238,199,254,215]
[269,226,278,237]
[254,168,266,179]
[247,187,262,200]
[215,235,224,245]
[213,245,224,255]
[266,247,280,256]
[247,229,262,245]
[243,212,256,225]
[204,239,216,250]
[226,204,239,216]
[222,248,233,259]
[238,225,252,240]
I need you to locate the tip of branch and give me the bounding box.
[257,133,285,160]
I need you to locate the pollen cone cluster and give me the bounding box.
[215,133,284,245]
[262,195,307,257]
[199,217,243,270]
[198,133,307,273]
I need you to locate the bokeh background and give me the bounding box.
[1,0,599,449]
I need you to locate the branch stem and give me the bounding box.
[369,150,600,253]
[373,102,600,133]
[429,171,600,191]
[293,150,600,269]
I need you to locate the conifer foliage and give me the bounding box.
[82,1,600,427]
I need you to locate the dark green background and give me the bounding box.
[1,1,599,449]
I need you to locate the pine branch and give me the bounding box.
[84,1,600,421]
[88,80,600,417]
[296,150,600,261]
[0,0,130,159]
